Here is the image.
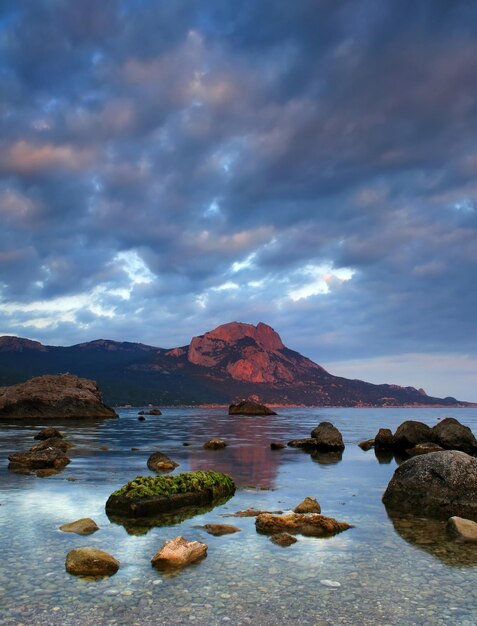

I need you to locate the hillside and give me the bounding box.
[0,322,471,407]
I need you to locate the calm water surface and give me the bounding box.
[1,407,477,626]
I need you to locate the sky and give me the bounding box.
[1,0,477,401]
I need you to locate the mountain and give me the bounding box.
[0,323,472,407]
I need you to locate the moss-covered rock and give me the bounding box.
[105,470,235,519]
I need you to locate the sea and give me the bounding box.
[1,407,477,626]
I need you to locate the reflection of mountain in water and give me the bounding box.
[387,513,477,567]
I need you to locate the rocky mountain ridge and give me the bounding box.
[0,323,472,407]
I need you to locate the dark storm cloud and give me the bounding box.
[1,0,477,394]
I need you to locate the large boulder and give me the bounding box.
[382,450,477,520]
[430,417,477,452]
[151,536,207,569]
[147,452,179,472]
[374,428,395,449]
[0,374,117,419]
[393,421,431,449]
[228,400,276,416]
[310,422,345,450]
[65,547,119,576]
[255,512,352,537]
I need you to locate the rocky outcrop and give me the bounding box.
[228,400,276,416]
[59,518,99,535]
[393,421,431,449]
[447,516,477,543]
[147,452,179,472]
[0,374,117,419]
[8,447,70,471]
[65,547,119,576]
[294,497,321,514]
[151,536,207,569]
[382,450,477,520]
[430,417,477,452]
[310,422,345,450]
[255,512,353,537]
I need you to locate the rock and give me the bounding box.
[65,547,119,576]
[203,438,227,449]
[31,437,70,452]
[200,524,241,536]
[310,422,345,450]
[255,512,353,537]
[228,509,282,517]
[382,450,477,520]
[59,518,99,535]
[138,410,145,415]
[146,409,162,415]
[182,441,193,446]
[147,452,179,472]
[287,438,318,450]
[151,536,207,569]
[447,516,477,543]
[8,448,70,470]
[294,496,321,514]
[430,417,477,452]
[270,441,286,450]
[0,374,117,419]
[374,428,395,449]
[34,427,63,440]
[320,579,341,588]
[138,415,146,421]
[358,439,374,451]
[405,442,444,457]
[393,420,431,449]
[228,400,276,416]
[270,533,297,547]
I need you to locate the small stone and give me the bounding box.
[65,547,119,577]
[358,439,374,451]
[201,524,241,536]
[320,579,341,588]
[270,533,297,547]
[447,516,477,543]
[270,442,286,450]
[203,439,227,450]
[151,536,207,569]
[294,496,321,514]
[147,451,179,472]
[59,518,99,535]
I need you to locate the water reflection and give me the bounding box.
[310,449,343,465]
[387,512,477,566]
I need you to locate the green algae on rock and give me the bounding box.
[105,470,235,519]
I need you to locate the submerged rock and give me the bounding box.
[151,536,207,569]
[270,441,286,450]
[59,518,99,535]
[270,533,297,547]
[447,516,477,543]
[255,512,353,537]
[358,439,375,451]
[287,438,318,450]
[430,417,477,452]
[200,524,241,536]
[294,496,321,514]
[228,400,276,416]
[66,547,119,576]
[146,409,162,415]
[310,422,345,450]
[382,450,477,520]
[147,452,179,472]
[0,374,117,419]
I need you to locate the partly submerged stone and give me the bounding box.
[358,439,375,451]
[8,448,70,471]
[430,417,477,453]
[382,450,477,520]
[287,438,318,450]
[0,374,117,419]
[203,438,227,449]
[228,400,276,416]
[146,408,162,415]
[147,451,179,472]
[59,518,99,535]
[255,512,353,537]
[31,437,70,452]
[310,422,345,450]
[447,516,477,543]
[393,421,431,450]
[66,547,119,577]
[270,441,286,450]
[405,442,444,457]
[105,470,235,519]
[34,427,64,440]
[374,428,395,449]
[294,496,321,514]
[151,536,207,569]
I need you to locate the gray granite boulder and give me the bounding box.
[310,422,345,450]
[393,421,431,449]
[430,417,477,452]
[382,450,477,520]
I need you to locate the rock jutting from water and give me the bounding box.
[151,536,207,569]
[270,532,298,547]
[34,427,64,440]
[0,373,117,419]
[105,470,236,518]
[203,438,227,449]
[382,450,477,520]
[59,518,100,535]
[294,496,321,514]
[255,512,353,537]
[430,417,477,452]
[8,446,70,471]
[228,400,277,416]
[447,516,477,543]
[310,422,345,450]
[147,451,179,472]
[65,547,119,577]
